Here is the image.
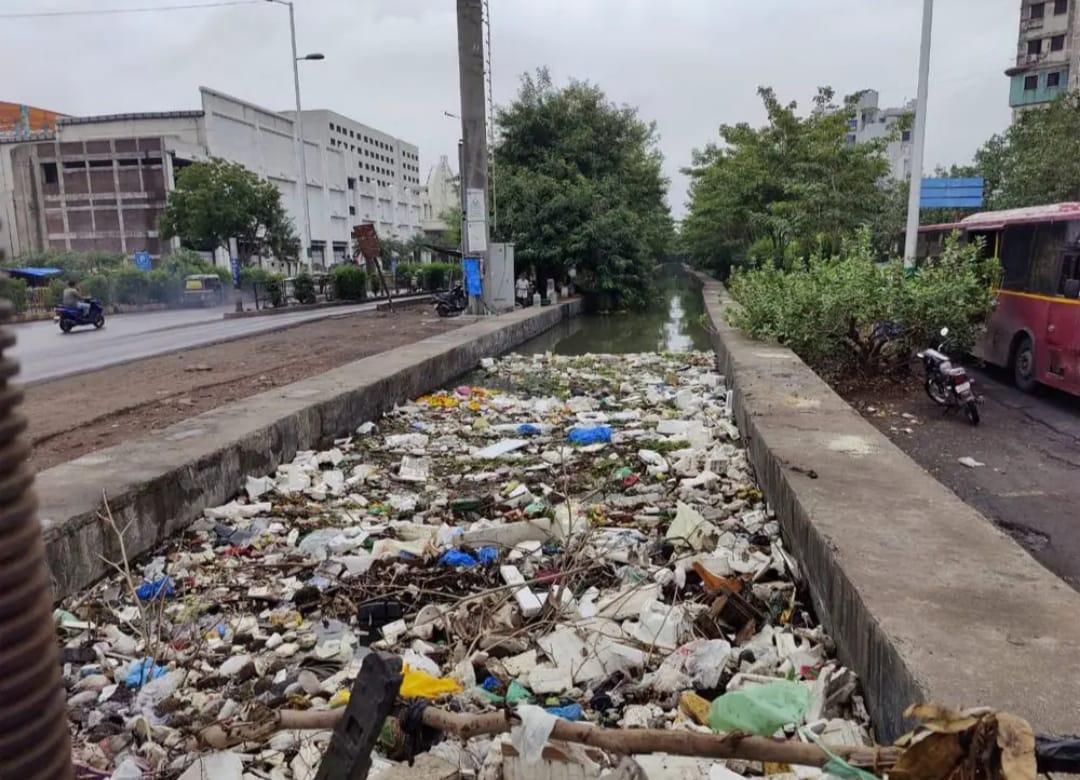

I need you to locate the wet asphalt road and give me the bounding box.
[11,299,422,385]
[856,365,1080,589]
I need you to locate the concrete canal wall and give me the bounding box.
[38,301,582,601]
[690,268,1080,741]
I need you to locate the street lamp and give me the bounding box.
[903,0,934,269]
[265,0,323,274]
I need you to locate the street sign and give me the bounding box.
[228,237,241,288]
[920,178,984,210]
[133,250,152,271]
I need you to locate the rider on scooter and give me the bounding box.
[62,279,90,317]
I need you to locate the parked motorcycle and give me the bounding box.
[434,284,467,318]
[917,327,980,425]
[54,299,106,333]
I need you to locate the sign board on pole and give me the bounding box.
[465,188,486,221]
[466,220,488,253]
[133,250,152,271]
[919,178,984,210]
[228,237,241,288]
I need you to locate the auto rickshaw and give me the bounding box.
[182,274,225,307]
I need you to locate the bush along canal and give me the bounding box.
[53,307,1037,777]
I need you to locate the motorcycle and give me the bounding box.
[917,327,980,425]
[434,284,467,318]
[54,298,106,333]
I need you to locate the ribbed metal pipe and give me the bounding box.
[0,300,73,779]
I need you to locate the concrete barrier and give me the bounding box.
[37,300,582,601]
[691,270,1080,740]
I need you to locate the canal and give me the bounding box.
[518,270,709,356]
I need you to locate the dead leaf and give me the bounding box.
[892,732,966,780]
[905,703,980,734]
[692,561,743,594]
[995,712,1036,780]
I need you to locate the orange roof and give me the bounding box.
[0,101,67,134]
[920,202,1080,233]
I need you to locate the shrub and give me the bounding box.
[420,262,456,291]
[146,269,186,304]
[0,277,28,313]
[395,262,421,290]
[44,279,67,308]
[82,274,112,305]
[264,274,285,307]
[727,230,999,377]
[112,268,150,305]
[293,272,316,304]
[330,265,367,301]
[239,267,273,291]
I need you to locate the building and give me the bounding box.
[421,155,459,235]
[844,90,914,181]
[0,102,66,138]
[1007,0,1079,114]
[0,88,423,269]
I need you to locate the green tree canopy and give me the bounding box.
[492,69,673,308]
[681,87,890,277]
[975,92,1080,210]
[160,158,299,265]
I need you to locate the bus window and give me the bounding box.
[1000,225,1035,290]
[1031,223,1068,295]
[1060,254,1080,296]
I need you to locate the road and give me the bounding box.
[848,364,1080,589]
[11,299,425,384]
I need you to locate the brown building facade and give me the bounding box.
[9,136,170,255]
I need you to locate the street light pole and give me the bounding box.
[903,0,934,269]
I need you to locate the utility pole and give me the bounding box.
[457,0,489,312]
[288,2,314,274]
[903,0,934,269]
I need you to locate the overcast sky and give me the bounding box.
[2,0,1019,217]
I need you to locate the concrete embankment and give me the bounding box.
[37,301,582,600]
[691,269,1080,741]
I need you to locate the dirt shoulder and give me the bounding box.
[25,307,466,472]
[837,365,1080,589]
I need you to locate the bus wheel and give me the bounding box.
[1013,335,1038,393]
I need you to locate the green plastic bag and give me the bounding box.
[708,681,810,736]
[506,680,534,704]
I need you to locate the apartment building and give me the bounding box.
[844,90,915,181]
[1007,0,1079,114]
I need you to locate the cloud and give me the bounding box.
[1,0,1018,217]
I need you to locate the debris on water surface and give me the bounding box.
[59,350,876,778]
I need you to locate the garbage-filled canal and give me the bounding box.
[57,304,880,778]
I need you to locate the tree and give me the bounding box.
[492,69,673,308]
[160,158,299,266]
[437,207,462,253]
[681,87,890,277]
[973,92,1080,209]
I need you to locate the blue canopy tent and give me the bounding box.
[2,267,63,287]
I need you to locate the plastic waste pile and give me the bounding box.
[57,351,875,779]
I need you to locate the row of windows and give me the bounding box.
[328,122,395,151]
[1028,33,1067,55]
[1029,0,1068,19]
[1023,70,1066,89]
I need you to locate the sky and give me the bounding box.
[1,0,1020,218]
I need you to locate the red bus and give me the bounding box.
[919,203,1080,396]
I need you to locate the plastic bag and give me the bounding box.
[518,423,542,436]
[567,426,612,445]
[123,657,168,689]
[708,680,810,736]
[545,703,584,721]
[135,576,174,601]
[399,666,464,699]
[438,547,498,567]
[511,704,558,764]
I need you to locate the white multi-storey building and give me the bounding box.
[844,90,914,181]
[0,87,423,270]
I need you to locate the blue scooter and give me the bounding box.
[54,299,105,333]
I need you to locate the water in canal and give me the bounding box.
[518,271,710,356]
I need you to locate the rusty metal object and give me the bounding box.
[0,300,73,779]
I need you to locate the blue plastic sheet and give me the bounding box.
[124,657,167,688]
[518,423,542,436]
[438,547,498,567]
[135,577,174,601]
[545,703,584,721]
[480,676,501,692]
[567,426,612,445]
[463,257,482,296]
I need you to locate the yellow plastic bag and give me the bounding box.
[399,665,464,699]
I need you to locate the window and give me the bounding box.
[349,130,354,138]
[1059,254,1080,295]
[1051,34,1065,51]
[901,129,912,142]
[88,159,112,169]
[347,177,355,190]
[1048,70,1062,87]
[1028,38,1042,55]
[349,205,356,216]
[1055,0,1068,13]
[328,122,334,130]
[41,161,58,184]
[1031,2,1045,18]
[1025,74,1040,90]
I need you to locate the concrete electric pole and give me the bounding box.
[456,0,490,312]
[903,0,934,269]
